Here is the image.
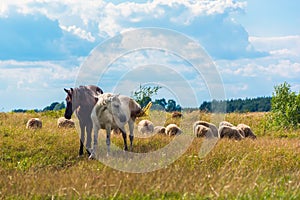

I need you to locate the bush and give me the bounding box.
[271,82,300,129]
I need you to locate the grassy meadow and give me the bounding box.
[0,110,300,199]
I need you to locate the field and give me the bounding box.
[0,111,300,199]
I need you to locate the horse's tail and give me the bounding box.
[130,100,151,118]
[142,101,152,116]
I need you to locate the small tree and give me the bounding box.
[53,102,66,111]
[132,85,161,108]
[271,82,300,129]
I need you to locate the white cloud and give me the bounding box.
[60,25,95,42]
[2,1,299,110]
[0,0,246,38]
[0,60,79,90]
[218,58,300,79]
[250,35,300,60]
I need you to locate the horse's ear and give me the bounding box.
[95,90,102,96]
[64,88,69,93]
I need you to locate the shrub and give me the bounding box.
[271,82,300,129]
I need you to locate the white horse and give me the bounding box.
[90,93,144,158]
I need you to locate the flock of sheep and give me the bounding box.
[25,117,75,129]
[136,118,256,140]
[26,113,256,140]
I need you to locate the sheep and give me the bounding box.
[26,118,42,129]
[219,121,234,128]
[218,126,244,140]
[154,126,166,134]
[171,111,183,118]
[237,123,257,139]
[193,124,209,137]
[192,121,219,138]
[57,117,75,128]
[137,119,154,135]
[164,111,183,127]
[111,128,121,135]
[165,124,182,136]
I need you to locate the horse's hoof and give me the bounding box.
[86,150,91,155]
[89,153,96,160]
[77,154,84,158]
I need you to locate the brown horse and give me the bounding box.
[64,85,103,156]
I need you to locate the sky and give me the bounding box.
[0,0,299,111]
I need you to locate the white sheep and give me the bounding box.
[137,119,154,135]
[219,121,234,128]
[193,124,209,137]
[193,121,219,138]
[57,117,75,128]
[237,123,257,139]
[111,128,121,135]
[218,126,244,140]
[165,124,182,136]
[26,118,42,129]
[154,126,166,134]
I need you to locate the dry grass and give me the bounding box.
[0,111,300,199]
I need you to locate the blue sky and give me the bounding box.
[0,0,299,111]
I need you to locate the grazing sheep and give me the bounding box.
[137,119,154,135]
[237,124,257,139]
[219,121,234,128]
[26,118,42,129]
[171,111,183,118]
[57,117,75,128]
[193,121,219,138]
[164,111,183,127]
[154,126,166,134]
[165,124,182,136]
[194,124,209,137]
[111,128,121,135]
[218,126,244,140]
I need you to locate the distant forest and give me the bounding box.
[199,96,272,113]
[11,97,272,113]
[12,102,65,113]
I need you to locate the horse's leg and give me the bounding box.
[119,128,128,151]
[86,120,93,155]
[79,122,85,156]
[128,119,134,151]
[105,125,111,155]
[89,125,99,159]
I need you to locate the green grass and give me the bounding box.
[0,111,300,199]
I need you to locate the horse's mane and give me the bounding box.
[73,86,98,108]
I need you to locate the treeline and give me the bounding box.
[151,98,182,112]
[12,102,65,113]
[199,96,271,113]
[11,97,272,114]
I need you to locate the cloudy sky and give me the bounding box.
[0,0,299,111]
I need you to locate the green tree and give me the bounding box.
[271,82,300,129]
[132,85,161,108]
[53,102,65,111]
[153,98,167,110]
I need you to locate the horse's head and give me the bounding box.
[64,88,74,119]
[110,95,127,122]
[97,93,127,124]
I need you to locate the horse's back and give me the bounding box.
[119,95,142,119]
[85,85,103,94]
